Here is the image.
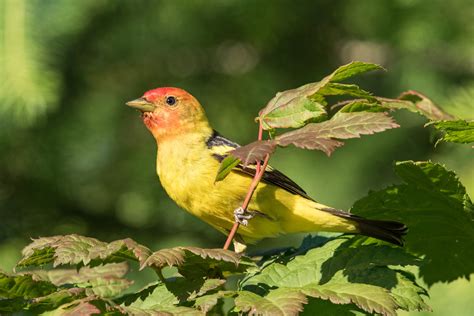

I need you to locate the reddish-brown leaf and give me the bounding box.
[229,140,277,167]
[275,112,399,156]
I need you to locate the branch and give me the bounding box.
[223,123,270,251]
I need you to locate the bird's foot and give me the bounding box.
[234,207,254,226]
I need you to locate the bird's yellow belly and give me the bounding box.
[156,152,285,241]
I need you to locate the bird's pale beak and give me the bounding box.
[126,98,156,112]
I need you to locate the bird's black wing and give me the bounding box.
[207,130,314,201]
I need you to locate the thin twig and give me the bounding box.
[223,122,268,251]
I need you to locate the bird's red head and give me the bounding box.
[127,87,210,142]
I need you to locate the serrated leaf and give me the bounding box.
[302,281,397,316]
[130,282,179,309]
[330,61,384,82]
[0,272,57,300]
[301,297,365,316]
[338,100,388,113]
[79,276,132,298]
[259,94,327,129]
[25,263,132,299]
[429,119,474,144]
[234,288,307,316]
[0,272,58,312]
[194,291,231,313]
[215,155,241,182]
[241,237,429,315]
[142,247,254,279]
[378,90,453,120]
[275,112,399,156]
[122,305,204,316]
[318,83,375,100]
[164,277,225,302]
[351,161,474,285]
[258,62,382,130]
[0,272,88,314]
[114,282,159,306]
[27,262,129,286]
[18,235,152,268]
[229,140,277,167]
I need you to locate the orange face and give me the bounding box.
[127,87,208,141]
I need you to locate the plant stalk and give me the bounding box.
[223,122,269,251]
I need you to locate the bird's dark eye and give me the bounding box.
[165,96,177,106]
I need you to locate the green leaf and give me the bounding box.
[429,119,474,144]
[27,263,132,298]
[114,282,159,306]
[29,262,128,284]
[234,288,308,316]
[241,237,429,315]
[351,161,474,285]
[142,247,254,279]
[194,291,230,313]
[330,61,384,82]
[122,305,204,316]
[28,288,86,314]
[0,272,56,300]
[301,297,365,316]
[258,62,382,130]
[318,83,375,100]
[259,93,327,129]
[18,235,152,268]
[129,282,179,309]
[338,100,388,113]
[215,155,241,182]
[0,272,88,314]
[163,277,225,302]
[0,272,57,312]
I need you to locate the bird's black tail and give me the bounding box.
[322,207,408,246]
[350,217,408,246]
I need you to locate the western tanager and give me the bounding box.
[127,87,407,251]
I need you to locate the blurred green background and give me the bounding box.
[0,0,473,314]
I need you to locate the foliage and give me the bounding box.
[3,232,431,315]
[4,161,474,315]
[428,120,474,145]
[352,161,474,285]
[215,62,457,181]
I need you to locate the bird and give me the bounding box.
[126,87,407,252]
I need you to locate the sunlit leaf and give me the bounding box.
[258,62,382,129]
[330,61,384,82]
[428,119,474,144]
[234,288,308,316]
[337,100,387,113]
[142,247,254,279]
[18,235,152,268]
[318,83,375,100]
[240,236,429,315]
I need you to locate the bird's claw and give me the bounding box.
[234,207,254,226]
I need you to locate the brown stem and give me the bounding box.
[223,122,269,251]
[223,153,270,250]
